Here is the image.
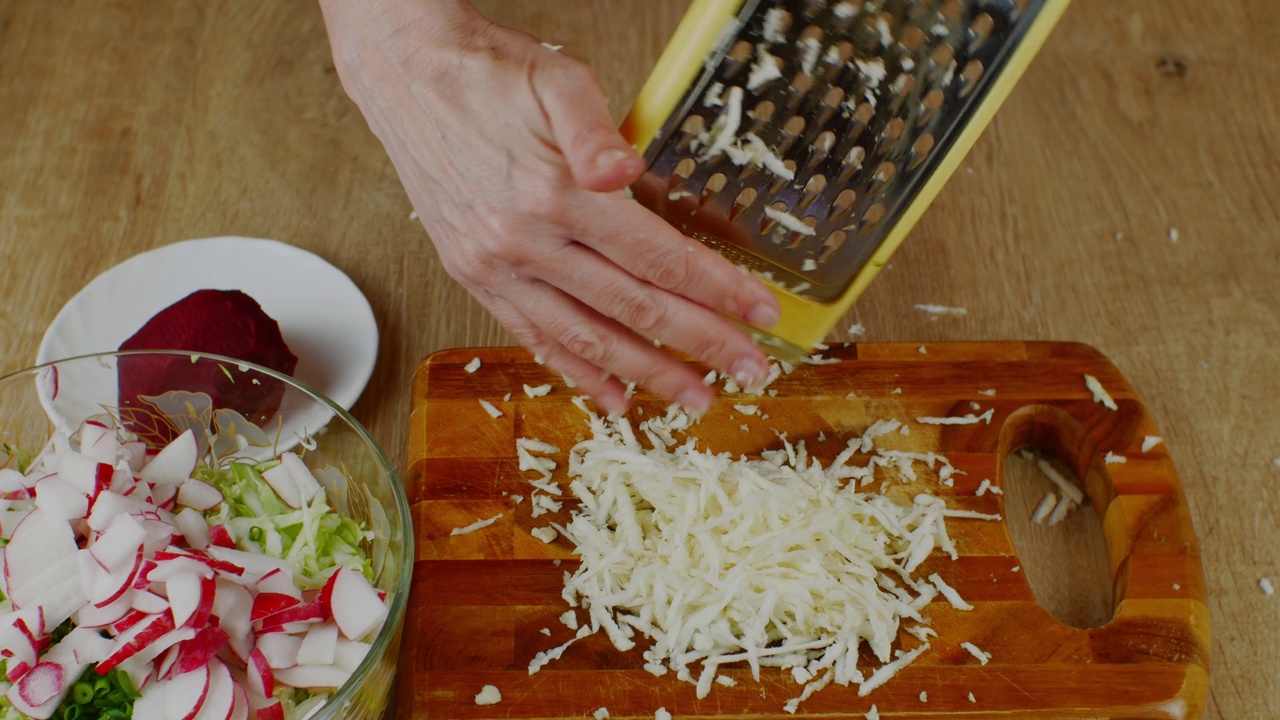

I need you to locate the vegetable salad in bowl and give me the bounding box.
[0,352,412,720]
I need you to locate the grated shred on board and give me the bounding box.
[1084,374,1118,411]
[451,514,503,536]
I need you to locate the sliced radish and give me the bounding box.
[132,589,171,615]
[172,624,229,676]
[255,634,301,670]
[97,612,175,673]
[7,661,63,718]
[246,647,274,696]
[332,638,371,673]
[230,682,249,720]
[296,622,339,666]
[86,548,142,608]
[260,464,302,509]
[175,508,213,550]
[133,626,197,666]
[255,568,300,600]
[17,550,86,629]
[0,509,32,540]
[122,440,148,472]
[148,555,215,583]
[327,567,388,641]
[206,547,288,585]
[89,513,148,574]
[139,429,198,486]
[33,474,88,521]
[251,593,300,623]
[5,509,78,600]
[273,663,351,690]
[156,549,245,578]
[74,592,132,629]
[279,452,322,506]
[131,662,210,720]
[193,659,236,720]
[78,420,121,464]
[254,701,285,720]
[85,491,146,532]
[257,601,324,629]
[63,627,117,665]
[54,451,97,496]
[212,579,254,661]
[177,479,224,511]
[209,524,236,549]
[167,571,206,628]
[152,481,180,510]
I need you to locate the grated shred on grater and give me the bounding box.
[622,0,1070,361]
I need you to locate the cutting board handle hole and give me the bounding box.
[999,406,1116,629]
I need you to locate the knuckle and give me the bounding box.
[607,288,667,335]
[559,324,614,367]
[636,249,693,291]
[685,331,735,367]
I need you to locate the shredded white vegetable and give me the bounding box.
[959,641,991,665]
[916,410,994,426]
[1084,374,1118,411]
[464,357,482,373]
[1142,436,1163,452]
[516,407,986,710]
[450,513,503,536]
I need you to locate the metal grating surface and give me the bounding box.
[633,0,1047,304]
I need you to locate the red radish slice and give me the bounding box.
[87,548,142,608]
[5,509,78,601]
[254,700,285,720]
[168,571,206,628]
[97,612,175,673]
[148,555,215,583]
[155,644,181,682]
[327,567,388,641]
[86,491,146,532]
[78,420,121,464]
[273,663,351,690]
[74,592,132,629]
[123,440,147,472]
[17,551,86,630]
[209,524,235,549]
[139,429,198,486]
[257,601,324,628]
[230,682,249,720]
[53,451,98,495]
[206,547,287,584]
[175,508,213,550]
[131,662,210,720]
[138,516,177,555]
[172,625,228,676]
[33,475,88,521]
[7,661,63,717]
[193,659,236,720]
[63,628,117,665]
[133,626,197,666]
[89,513,148,573]
[177,479,224,511]
[255,568,300,600]
[152,482,180,510]
[156,549,245,578]
[279,452,322,506]
[132,589,170,615]
[212,579,254,661]
[255,634,301,670]
[260,464,302,509]
[250,593,300,623]
[296,622,339,666]
[0,509,32,540]
[246,647,274,697]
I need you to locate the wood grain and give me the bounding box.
[403,343,1208,719]
[0,1,1277,716]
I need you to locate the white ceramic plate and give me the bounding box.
[37,237,378,438]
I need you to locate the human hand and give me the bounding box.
[319,0,781,415]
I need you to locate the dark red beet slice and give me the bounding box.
[118,290,298,443]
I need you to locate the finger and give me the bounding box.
[508,278,718,413]
[532,58,645,193]
[530,241,772,388]
[480,294,632,416]
[569,195,781,329]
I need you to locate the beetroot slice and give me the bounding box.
[118,290,298,443]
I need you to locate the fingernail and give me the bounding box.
[675,387,713,415]
[745,301,780,328]
[595,147,633,170]
[729,356,768,387]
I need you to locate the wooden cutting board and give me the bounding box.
[398,343,1208,719]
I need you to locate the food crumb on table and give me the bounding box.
[479,399,503,418]
[464,357,481,373]
[968,692,977,702]
[1261,578,1275,596]
[594,708,610,720]
[919,691,928,702]
[474,685,502,705]
[865,705,879,720]
[655,709,672,720]
[1142,435,1163,452]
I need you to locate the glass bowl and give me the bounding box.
[0,350,412,720]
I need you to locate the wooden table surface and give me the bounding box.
[0,1,1275,717]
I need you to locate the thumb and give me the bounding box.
[535,59,646,193]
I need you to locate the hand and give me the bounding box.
[318,0,781,415]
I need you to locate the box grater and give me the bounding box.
[621,0,1071,361]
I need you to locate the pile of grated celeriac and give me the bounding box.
[517,390,999,713]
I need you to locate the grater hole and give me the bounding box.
[853,102,876,126]
[861,202,887,232]
[923,88,945,110]
[730,40,753,63]
[872,161,897,188]
[931,44,955,70]
[836,146,866,183]
[819,230,847,261]
[1011,0,1029,19]
[822,86,845,109]
[731,187,758,222]
[883,117,905,142]
[830,3,858,31]
[674,158,696,180]
[941,0,963,20]
[702,172,727,201]
[799,174,828,209]
[959,59,985,97]
[789,217,818,248]
[798,25,824,44]
[768,9,794,38]
[783,114,807,136]
[900,25,926,51]
[908,133,935,169]
[814,130,836,155]
[788,74,815,109]
[829,188,858,221]
[677,115,705,152]
[750,100,776,123]
[969,13,995,48]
